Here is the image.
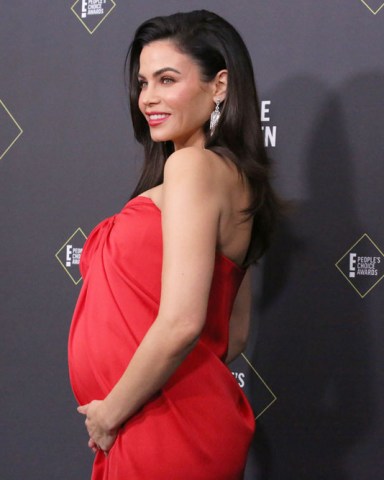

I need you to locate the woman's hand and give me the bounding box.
[77,400,118,454]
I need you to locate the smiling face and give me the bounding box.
[138,40,218,150]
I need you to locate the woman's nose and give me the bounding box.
[141,84,160,106]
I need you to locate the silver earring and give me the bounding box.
[210,99,221,133]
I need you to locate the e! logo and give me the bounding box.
[56,228,87,285]
[349,253,357,278]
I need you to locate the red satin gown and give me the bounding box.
[68,196,255,480]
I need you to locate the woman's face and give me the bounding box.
[138,40,215,150]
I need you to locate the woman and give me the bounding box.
[69,10,279,480]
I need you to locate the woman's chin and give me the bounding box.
[149,132,171,143]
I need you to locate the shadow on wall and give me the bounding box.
[245,73,384,479]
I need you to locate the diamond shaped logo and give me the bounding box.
[335,234,384,298]
[0,100,23,160]
[55,228,87,284]
[360,1,384,14]
[71,0,116,34]
[230,354,277,419]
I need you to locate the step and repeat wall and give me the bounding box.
[1,2,383,479]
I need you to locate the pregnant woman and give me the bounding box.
[68,10,280,479]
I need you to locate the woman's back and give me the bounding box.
[143,147,253,269]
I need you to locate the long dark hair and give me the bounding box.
[126,10,281,266]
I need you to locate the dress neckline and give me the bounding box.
[133,195,246,272]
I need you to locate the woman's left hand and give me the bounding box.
[77,400,118,454]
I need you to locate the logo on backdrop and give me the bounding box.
[231,354,277,419]
[232,371,246,388]
[360,1,384,15]
[261,100,277,148]
[0,100,23,160]
[55,228,87,285]
[335,234,384,298]
[71,0,116,34]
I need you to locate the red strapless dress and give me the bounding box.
[68,196,255,480]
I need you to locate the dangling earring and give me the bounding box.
[210,99,221,133]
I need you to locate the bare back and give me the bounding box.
[141,148,253,267]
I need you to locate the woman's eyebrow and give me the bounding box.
[138,67,182,79]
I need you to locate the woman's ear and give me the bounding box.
[213,69,228,101]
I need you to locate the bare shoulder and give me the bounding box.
[164,147,217,176]
[164,147,232,195]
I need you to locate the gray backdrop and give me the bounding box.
[1,1,384,478]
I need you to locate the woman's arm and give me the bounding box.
[78,148,224,451]
[225,269,251,364]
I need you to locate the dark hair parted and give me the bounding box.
[126,10,281,266]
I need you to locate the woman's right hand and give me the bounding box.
[78,400,118,454]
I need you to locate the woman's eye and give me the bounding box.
[161,77,174,85]
[138,80,147,89]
